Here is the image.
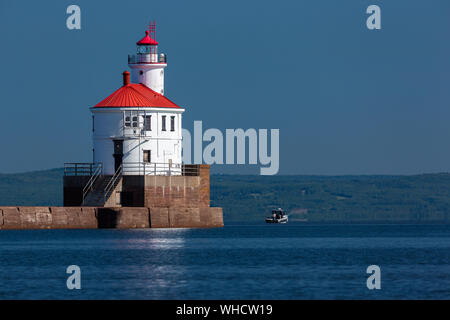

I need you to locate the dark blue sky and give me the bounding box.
[1,0,450,174]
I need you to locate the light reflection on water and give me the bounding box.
[0,224,449,299]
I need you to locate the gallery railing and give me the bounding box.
[128,53,167,64]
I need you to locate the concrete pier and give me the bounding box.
[0,165,224,230]
[0,206,223,230]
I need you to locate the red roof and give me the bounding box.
[137,30,158,46]
[94,83,181,109]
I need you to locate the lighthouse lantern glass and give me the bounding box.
[137,45,151,54]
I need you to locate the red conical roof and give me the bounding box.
[94,83,180,109]
[137,30,158,45]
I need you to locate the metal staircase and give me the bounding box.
[103,164,123,203]
[82,165,123,206]
[82,163,103,204]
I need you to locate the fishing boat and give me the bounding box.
[265,208,288,224]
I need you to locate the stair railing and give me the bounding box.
[82,163,103,205]
[104,164,123,202]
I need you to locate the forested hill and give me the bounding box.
[211,174,450,223]
[1,169,450,223]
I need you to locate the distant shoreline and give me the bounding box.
[1,168,449,224]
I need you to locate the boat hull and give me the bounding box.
[265,216,288,224]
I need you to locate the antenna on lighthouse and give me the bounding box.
[148,20,156,42]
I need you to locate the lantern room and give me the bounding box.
[129,21,166,64]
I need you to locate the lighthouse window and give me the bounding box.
[132,116,138,128]
[170,116,175,131]
[144,115,152,131]
[162,115,166,131]
[125,116,131,127]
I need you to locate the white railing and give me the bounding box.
[122,162,182,176]
[65,162,200,177]
[128,53,166,64]
[121,162,201,176]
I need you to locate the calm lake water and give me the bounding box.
[0,224,449,299]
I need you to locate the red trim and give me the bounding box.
[137,30,158,46]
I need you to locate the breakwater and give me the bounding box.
[0,206,223,230]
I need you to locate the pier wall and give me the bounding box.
[63,165,212,208]
[0,206,223,230]
[56,164,223,229]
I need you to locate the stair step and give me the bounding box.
[83,175,122,206]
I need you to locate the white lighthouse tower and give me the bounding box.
[91,22,184,176]
[128,22,167,95]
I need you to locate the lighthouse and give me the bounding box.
[62,22,222,230]
[91,22,184,176]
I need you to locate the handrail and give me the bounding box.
[65,162,200,177]
[104,164,123,202]
[64,162,103,176]
[120,162,199,176]
[81,163,103,205]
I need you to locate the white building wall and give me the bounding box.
[91,107,184,175]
